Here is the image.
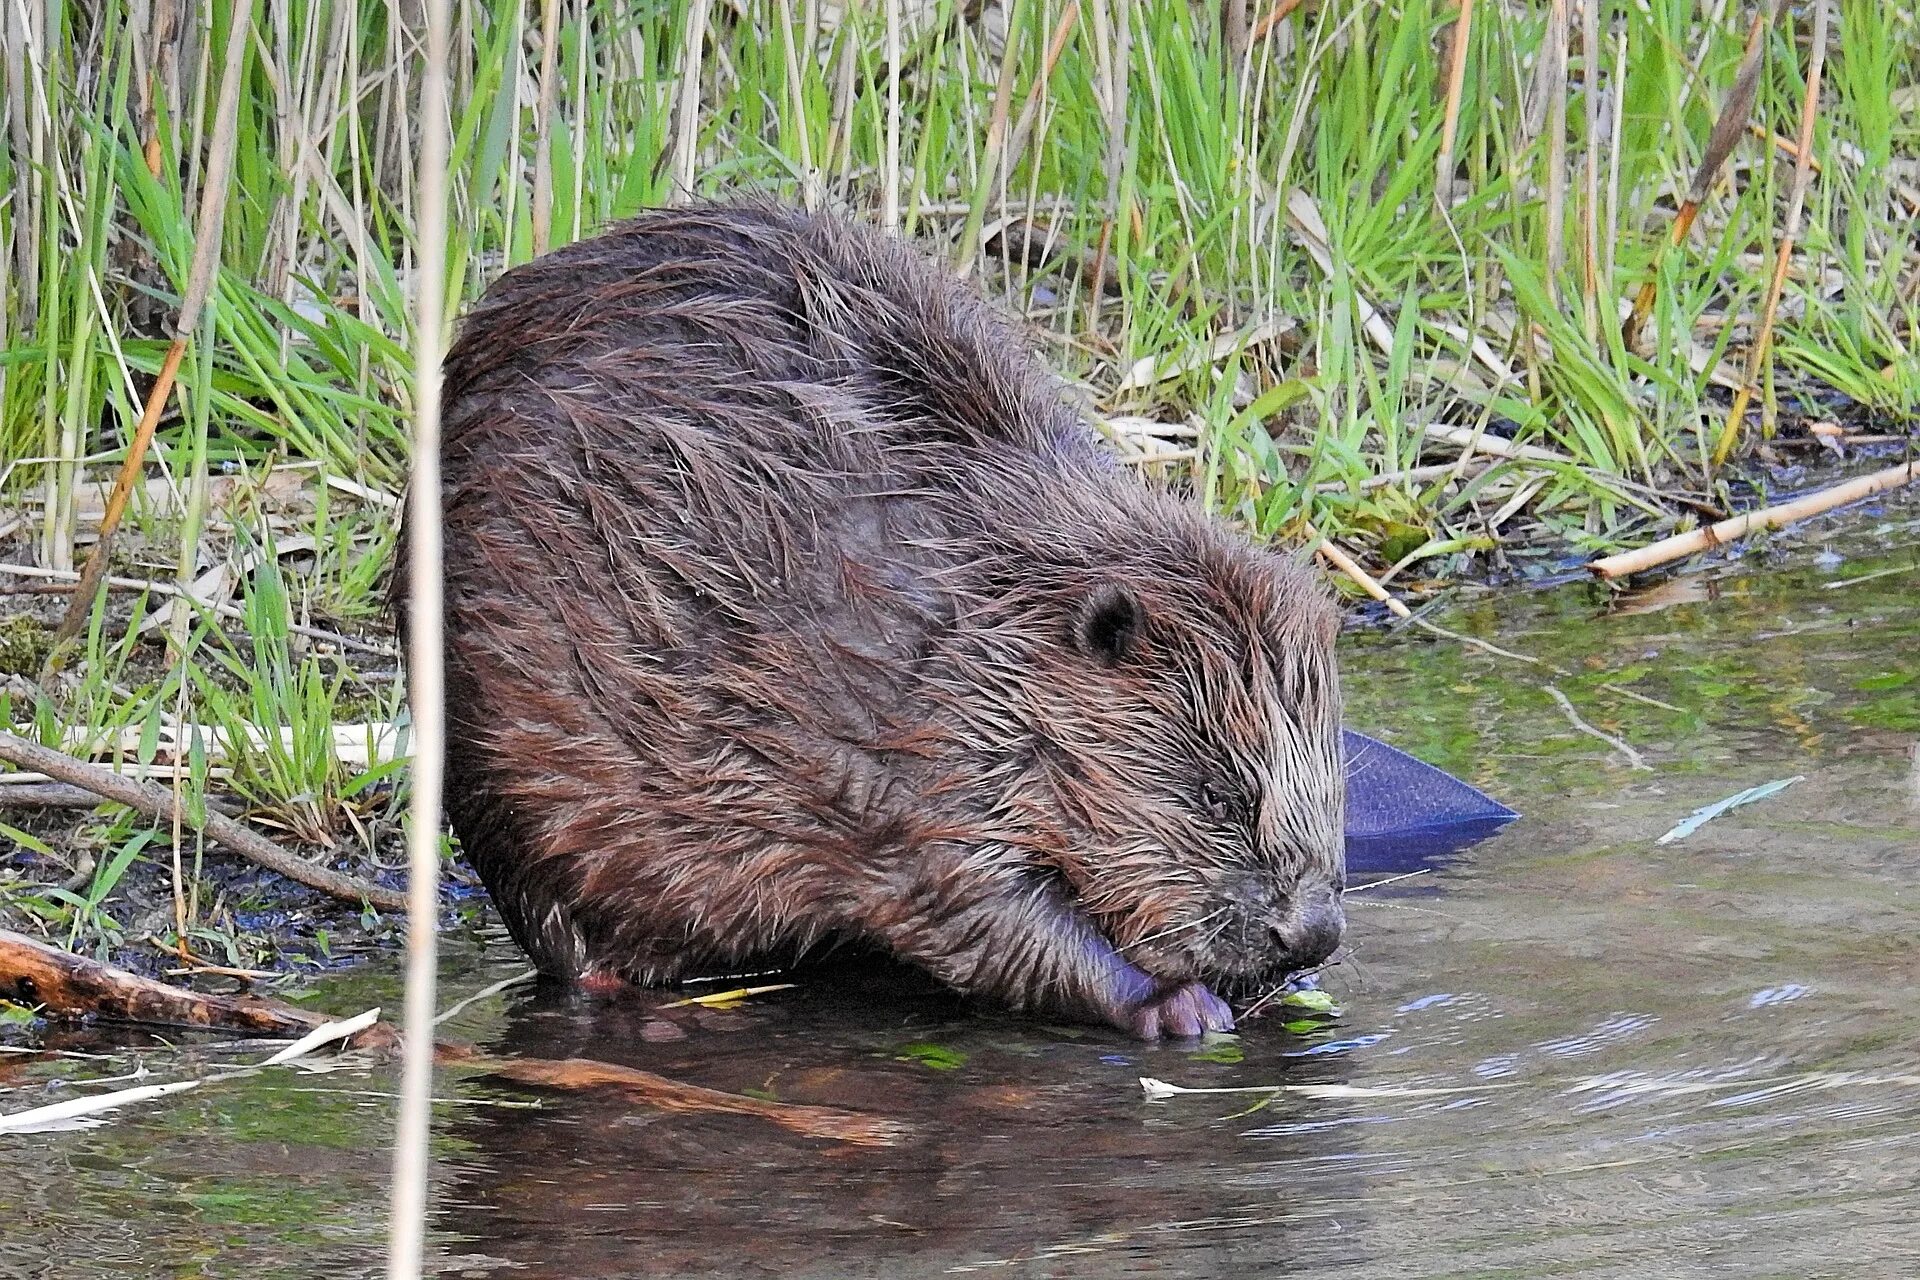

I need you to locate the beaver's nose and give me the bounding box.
[1272,888,1344,972]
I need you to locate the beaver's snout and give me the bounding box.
[1207,875,1346,980]
[1271,884,1345,974]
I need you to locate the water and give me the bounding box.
[4,506,1917,1279]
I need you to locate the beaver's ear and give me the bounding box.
[1075,583,1145,667]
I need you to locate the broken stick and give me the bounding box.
[0,731,405,911]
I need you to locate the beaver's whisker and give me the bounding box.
[1118,906,1230,955]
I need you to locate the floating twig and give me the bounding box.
[0,1079,204,1135]
[1544,685,1651,770]
[659,983,798,1010]
[1141,1076,1513,1102]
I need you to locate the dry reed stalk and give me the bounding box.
[1621,1,1782,351]
[1004,1,1080,189]
[1711,0,1827,470]
[670,0,713,203]
[49,0,256,657]
[884,0,902,229]
[1248,0,1303,44]
[5,0,42,325]
[569,0,589,242]
[1603,19,1625,290]
[140,0,179,177]
[1305,524,1413,619]
[824,0,863,196]
[1749,122,1823,171]
[1589,459,1918,580]
[776,0,821,209]
[1579,0,1602,341]
[388,0,455,1267]
[1542,0,1569,303]
[531,0,563,255]
[1434,0,1473,208]
[1088,0,1133,324]
[955,0,1026,272]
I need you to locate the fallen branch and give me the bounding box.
[1588,459,1920,580]
[0,929,903,1147]
[0,731,406,910]
[0,1079,204,1135]
[0,928,368,1040]
[0,781,244,813]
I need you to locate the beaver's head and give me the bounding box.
[955,515,1346,997]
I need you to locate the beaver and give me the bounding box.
[395,199,1346,1041]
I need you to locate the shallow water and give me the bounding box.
[4,502,1917,1279]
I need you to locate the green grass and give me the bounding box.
[0,0,1916,953]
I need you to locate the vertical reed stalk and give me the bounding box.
[1712,0,1828,470]
[777,0,819,209]
[1435,0,1473,209]
[531,0,561,255]
[388,0,452,1270]
[670,0,712,202]
[883,0,901,230]
[1541,0,1569,306]
[955,0,1025,274]
[1578,0,1602,343]
[1088,0,1131,325]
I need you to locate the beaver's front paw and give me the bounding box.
[1121,981,1234,1040]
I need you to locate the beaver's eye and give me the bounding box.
[1197,781,1241,825]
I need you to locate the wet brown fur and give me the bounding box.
[394,199,1346,1039]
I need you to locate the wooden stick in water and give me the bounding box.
[1588,460,1920,580]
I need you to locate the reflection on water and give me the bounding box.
[2,504,1917,1279]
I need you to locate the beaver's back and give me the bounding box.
[408,203,1119,978]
